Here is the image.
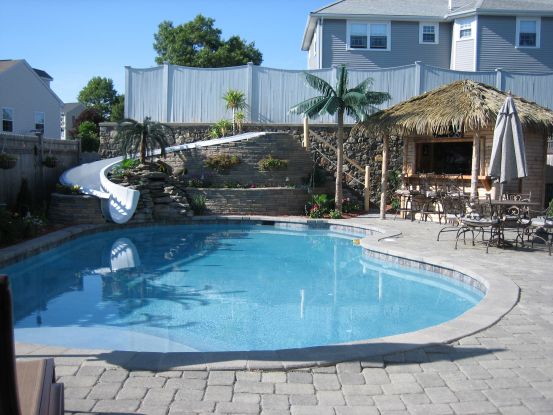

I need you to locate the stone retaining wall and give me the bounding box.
[99,123,403,203]
[186,188,309,215]
[48,194,106,225]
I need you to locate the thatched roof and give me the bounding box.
[356,80,553,136]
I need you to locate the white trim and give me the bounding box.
[346,20,391,52]
[318,18,323,69]
[515,16,541,48]
[473,16,479,71]
[457,17,475,40]
[1,107,14,133]
[419,22,439,44]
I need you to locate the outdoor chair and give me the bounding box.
[455,199,501,253]
[526,209,553,256]
[0,275,64,415]
[436,195,468,240]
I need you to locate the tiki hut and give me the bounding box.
[357,80,553,217]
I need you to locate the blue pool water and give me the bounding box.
[2,224,483,352]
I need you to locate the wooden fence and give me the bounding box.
[0,133,80,208]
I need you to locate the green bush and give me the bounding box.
[305,194,334,218]
[55,184,82,195]
[205,154,241,173]
[0,209,46,247]
[190,194,207,215]
[342,198,361,213]
[111,159,139,178]
[258,155,288,171]
[547,199,553,217]
[77,121,100,152]
[329,209,342,219]
[210,119,233,138]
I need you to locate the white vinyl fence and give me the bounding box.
[125,62,553,125]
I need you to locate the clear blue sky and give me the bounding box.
[2,0,326,103]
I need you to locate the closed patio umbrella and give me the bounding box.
[488,95,528,188]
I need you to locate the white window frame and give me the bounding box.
[419,22,439,44]
[346,20,391,52]
[456,17,475,41]
[2,107,14,133]
[34,111,45,133]
[516,17,541,48]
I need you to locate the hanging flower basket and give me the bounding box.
[0,153,18,170]
[43,156,58,168]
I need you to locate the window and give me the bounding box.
[347,21,390,51]
[516,17,540,48]
[419,23,439,44]
[416,142,472,175]
[459,22,472,39]
[2,108,13,132]
[34,112,45,133]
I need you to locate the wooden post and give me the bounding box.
[470,131,481,201]
[380,135,389,219]
[364,165,370,212]
[303,117,310,148]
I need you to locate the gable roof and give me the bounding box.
[0,59,63,106]
[302,0,553,49]
[356,80,553,136]
[63,102,85,113]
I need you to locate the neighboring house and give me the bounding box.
[0,59,63,139]
[302,0,553,73]
[61,102,85,140]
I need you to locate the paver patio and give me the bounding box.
[10,216,553,414]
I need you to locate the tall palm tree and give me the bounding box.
[223,89,247,135]
[117,117,173,164]
[290,65,390,213]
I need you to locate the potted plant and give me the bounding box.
[0,152,18,170]
[43,155,58,168]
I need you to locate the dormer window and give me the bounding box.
[419,23,439,44]
[459,22,472,39]
[516,17,540,48]
[347,21,391,51]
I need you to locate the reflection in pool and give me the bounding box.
[2,225,483,352]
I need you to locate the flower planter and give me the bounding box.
[0,155,17,170]
[43,157,58,168]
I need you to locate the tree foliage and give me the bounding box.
[290,65,390,213]
[77,121,100,153]
[223,89,247,134]
[78,76,118,119]
[117,117,173,164]
[153,15,262,67]
[110,94,125,122]
[69,108,104,139]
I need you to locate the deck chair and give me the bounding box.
[0,275,64,415]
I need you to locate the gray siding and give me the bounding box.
[453,40,475,71]
[322,19,451,69]
[308,26,319,69]
[478,16,553,72]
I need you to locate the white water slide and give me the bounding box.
[60,132,267,224]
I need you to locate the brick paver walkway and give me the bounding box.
[14,218,553,414]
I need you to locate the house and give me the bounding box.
[0,59,63,139]
[302,0,553,73]
[61,102,85,140]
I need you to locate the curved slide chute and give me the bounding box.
[60,132,266,223]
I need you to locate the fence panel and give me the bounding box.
[504,72,553,109]
[170,65,249,123]
[0,134,80,207]
[251,67,335,124]
[125,67,166,122]
[422,65,497,93]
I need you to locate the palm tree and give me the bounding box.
[116,117,173,164]
[290,65,390,213]
[223,89,246,135]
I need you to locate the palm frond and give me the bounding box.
[364,91,391,105]
[290,96,328,118]
[304,73,335,97]
[335,65,348,98]
[343,91,368,107]
[349,78,373,94]
[320,96,341,116]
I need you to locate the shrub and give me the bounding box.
[111,159,139,178]
[305,194,334,218]
[342,197,361,213]
[205,154,241,173]
[329,209,342,219]
[0,152,18,169]
[0,209,46,247]
[210,119,233,138]
[43,156,58,168]
[55,184,82,195]
[78,121,100,152]
[258,155,288,171]
[189,194,207,215]
[547,199,553,217]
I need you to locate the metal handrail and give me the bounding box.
[309,130,366,174]
[310,145,364,187]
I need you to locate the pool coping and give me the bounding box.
[2,216,519,370]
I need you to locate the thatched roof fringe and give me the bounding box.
[356,80,553,137]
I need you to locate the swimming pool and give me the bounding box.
[2,224,483,352]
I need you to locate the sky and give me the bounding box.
[2,0,327,103]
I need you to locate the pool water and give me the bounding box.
[2,224,483,352]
